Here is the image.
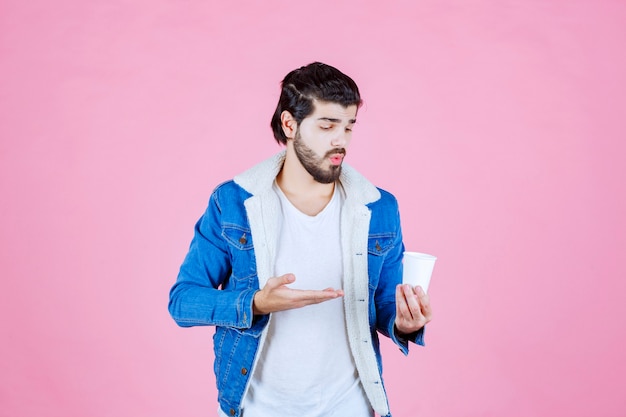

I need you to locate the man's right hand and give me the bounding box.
[252,273,344,315]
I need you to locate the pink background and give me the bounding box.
[1,1,625,416]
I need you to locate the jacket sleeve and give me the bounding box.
[373,196,425,355]
[168,189,257,330]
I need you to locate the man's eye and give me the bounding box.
[320,125,332,130]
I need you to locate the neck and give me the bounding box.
[276,145,336,215]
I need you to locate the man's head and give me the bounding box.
[270,62,362,145]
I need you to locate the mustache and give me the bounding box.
[324,148,346,158]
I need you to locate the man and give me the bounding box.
[168,62,432,417]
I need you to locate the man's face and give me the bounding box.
[292,101,358,184]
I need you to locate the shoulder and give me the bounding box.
[368,187,399,212]
[368,187,402,238]
[376,187,399,204]
[210,180,252,210]
[213,179,244,194]
[233,152,286,195]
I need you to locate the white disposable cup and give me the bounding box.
[402,252,437,293]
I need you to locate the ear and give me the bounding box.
[280,111,297,140]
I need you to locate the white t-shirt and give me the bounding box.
[241,183,371,417]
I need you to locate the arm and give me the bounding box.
[373,196,430,354]
[168,187,344,329]
[168,191,257,330]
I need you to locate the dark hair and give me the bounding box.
[270,62,363,144]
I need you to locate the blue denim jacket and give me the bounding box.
[169,152,424,417]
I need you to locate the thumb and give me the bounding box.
[267,273,295,288]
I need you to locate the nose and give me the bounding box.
[330,130,350,148]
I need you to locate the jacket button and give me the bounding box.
[239,234,247,244]
[375,241,382,251]
[241,367,248,375]
[229,409,235,416]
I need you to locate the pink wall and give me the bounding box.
[1,1,625,416]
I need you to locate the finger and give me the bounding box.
[395,285,423,333]
[267,273,295,289]
[416,287,433,320]
[292,289,343,305]
[395,284,404,314]
[322,287,345,296]
[415,285,427,298]
[395,284,412,319]
[402,284,424,320]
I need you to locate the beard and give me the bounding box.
[293,130,346,184]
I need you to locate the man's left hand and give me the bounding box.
[394,284,432,335]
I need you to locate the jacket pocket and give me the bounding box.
[367,233,397,328]
[367,233,396,287]
[367,233,396,257]
[222,223,257,286]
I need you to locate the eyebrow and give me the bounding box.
[317,117,357,124]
